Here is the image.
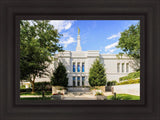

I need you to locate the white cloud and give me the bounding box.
[49,20,74,32]
[105,41,119,52]
[109,48,116,53]
[60,37,76,48]
[107,32,121,40]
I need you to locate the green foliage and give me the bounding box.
[117,79,140,85]
[34,82,52,91]
[20,85,26,89]
[107,80,117,86]
[119,71,140,81]
[20,20,63,92]
[116,22,140,59]
[51,62,68,87]
[89,59,107,87]
[95,92,104,96]
[20,88,32,92]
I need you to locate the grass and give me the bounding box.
[20,97,51,100]
[107,94,140,100]
[20,91,52,96]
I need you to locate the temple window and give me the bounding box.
[122,63,124,72]
[82,63,85,72]
[117,63,120,72]
[73,63,75,72]
[126,63,129,72]
[77,63,80,72]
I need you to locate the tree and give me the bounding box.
[89,58,107,87]
[51,62,68,87]
[20,20,63,92]
[116,22,140,59]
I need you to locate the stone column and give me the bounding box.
[80,76,82,86]
[119,63,121,73]
[75,76,77,86]
[124,63,125,72]
[70,76,73,86]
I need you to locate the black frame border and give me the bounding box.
[0,0,159,120]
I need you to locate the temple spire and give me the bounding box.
[76,27,82,51]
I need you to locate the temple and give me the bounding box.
[34,28,137,87]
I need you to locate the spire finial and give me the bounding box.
[78,27,80,35]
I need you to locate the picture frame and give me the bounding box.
[0,0,159,120]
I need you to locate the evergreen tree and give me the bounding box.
[51,62,68,87]
[89,59,107,87]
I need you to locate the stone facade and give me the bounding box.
[35,33,137,87]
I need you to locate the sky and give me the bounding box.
[49,20,139,54]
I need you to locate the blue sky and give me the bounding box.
[49,20,139,54]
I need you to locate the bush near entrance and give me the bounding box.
[89,59,107,87]
[51,62,68,87]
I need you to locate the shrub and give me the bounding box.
[89,59,107,87]
[117,79,140,85]
[95,92,104,96]
[51,62,68,87]
[34,82,52,91]
[119,71,140,81]
[107,80,117,86]
[20,88,32,92]
[20,85,26,89]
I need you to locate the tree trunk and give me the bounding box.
[31,82,35,93]
[31,75,36,93]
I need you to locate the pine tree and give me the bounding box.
[89,59,107,87]
[51,62,68,87]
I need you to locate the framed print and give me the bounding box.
[0,0,160,120]
[18,19,142,102]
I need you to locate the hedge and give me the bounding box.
[107,81,117,86]
[34,82,52,91]
[119,71,140,81]
[20,82,52,92]
[117,79,140,85]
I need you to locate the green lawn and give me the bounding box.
[20,91,52,96]
[107,94,140,100]
[20,97,51,100]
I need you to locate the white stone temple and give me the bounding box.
[34,29,137,87]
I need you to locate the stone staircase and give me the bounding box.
[66,91,92,96]
[67,87,90,92]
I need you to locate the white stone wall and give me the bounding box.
[112,84,140,96]
[35,50,138,86]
